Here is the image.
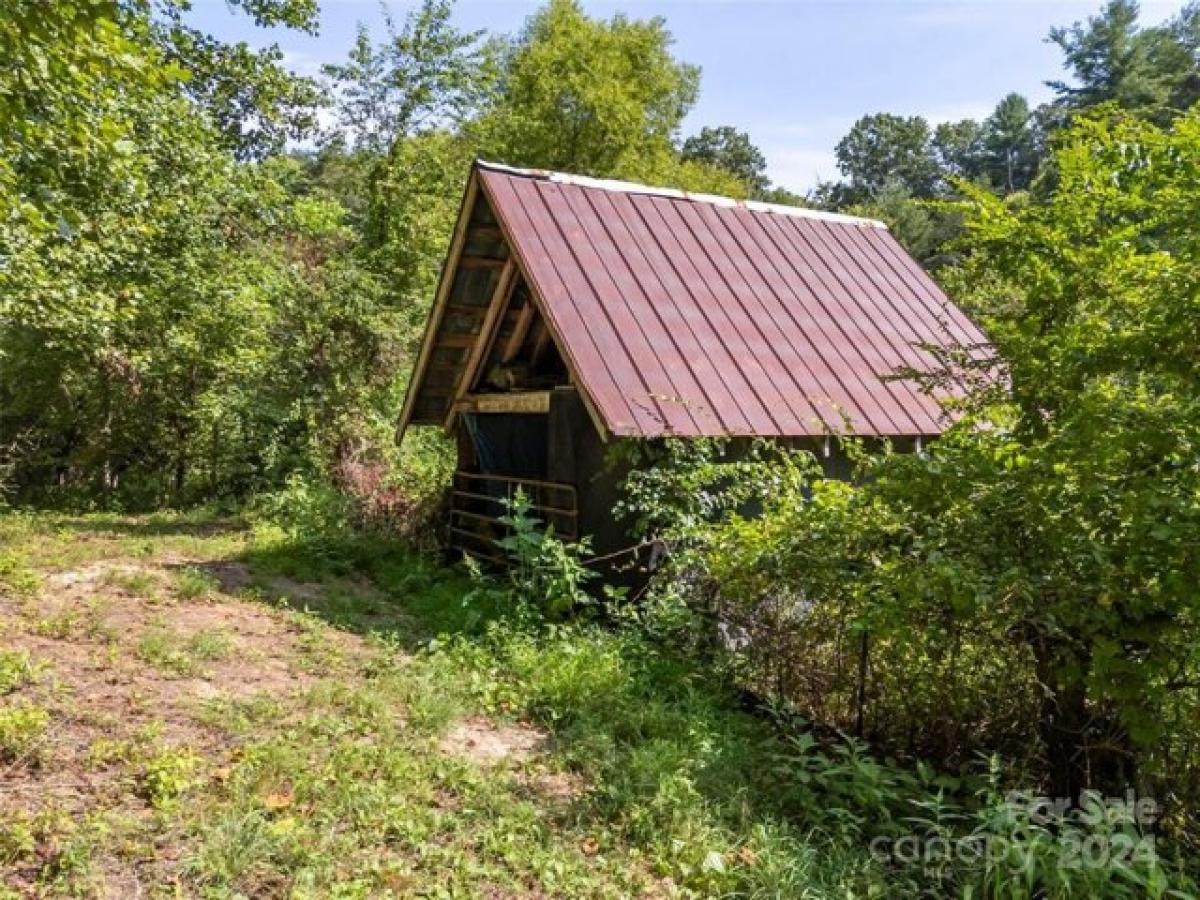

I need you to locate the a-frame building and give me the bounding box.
[398,161,988,561]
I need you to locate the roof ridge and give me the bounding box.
[475,159,887,229]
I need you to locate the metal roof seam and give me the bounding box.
[729,211,907,436]
[721,205,890,434]
[631,195,775,434]
[603,190,756,435]
[755,214,908,434]
[775,219,918,434]
[830,224,963,429]
[860,227,994,378]
[573,187,716,436]
[807,222,944,435]
[443,165,991,439]
[518,179,654,432]
[649,197,796,434]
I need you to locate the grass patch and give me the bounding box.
[27,608,79,640]
[0,508,1193,898]
[0,650,40,695]
[0,702,49,764]
[137,624,233,677]
[0,551,40,597]
[142,745,204,810]
[175,565,220,601]
[101,568,159,597]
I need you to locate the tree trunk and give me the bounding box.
[855,629,869,738]
[1034,634,1094,802]
[1033,633,1138,802]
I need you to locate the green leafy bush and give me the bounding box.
[0,702,49,764]
[622,111,1200,850]
[0,650,38,695]
[141,746,203,810]
[491,490,596,618]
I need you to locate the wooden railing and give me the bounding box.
[449,471,578,562]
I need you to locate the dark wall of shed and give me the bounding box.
[547,388,633,560]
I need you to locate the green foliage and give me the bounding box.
[819,0,1198,262]
[938,108,1200,798]
[323,0,487,151]
[0,650,39,695]
[141,745,204,809]
[0,0,436,511]
[257,474,353,545]
[175,566,220,601]
[960,784,1178,899]
[1048,0,1200,120]
[845,181,962,265]
[492,490,594,618]
[156,5,326,160]
[137,625,232,677]
[444,591,1192,897]
[0,0,783,512]
[835,113,942,200]
[0,702,49,763]
[472,0,700,181]
[681,124,772,197]
[3,6,1199,891]
[980,92,1041,192]
[3,507,1195,896]
[0,552,40,597]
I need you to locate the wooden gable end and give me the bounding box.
[397,168,603,441]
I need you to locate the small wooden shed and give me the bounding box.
[397,161,987,561]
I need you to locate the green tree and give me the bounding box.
[1048,0,1199,120]
[681,125,771,197]
[155,0,325,160]
[323,0,487,153]
[834,113,940,200]
[932,118,984,181]
[0,0,416,505]
[916,113,1200,797]
[472,0,699,180]
[1168,3,1200,112]
[695,109,1200,804]
[845,180,960,264]
[979,92,1041,192]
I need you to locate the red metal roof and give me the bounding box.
[475,161,989,439]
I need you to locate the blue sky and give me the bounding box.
[188,0,1189,191]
